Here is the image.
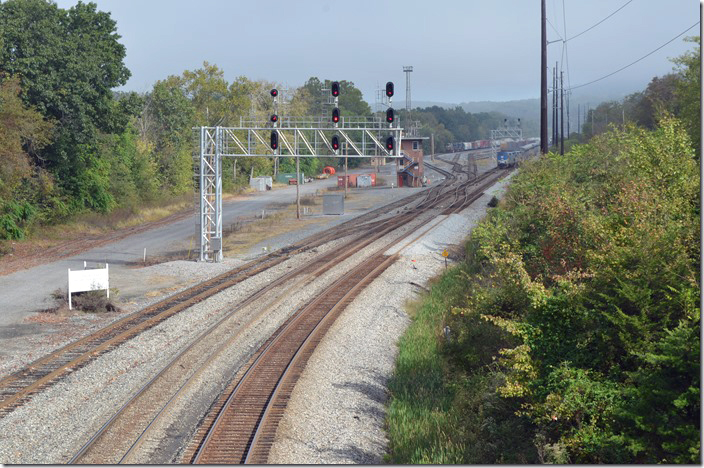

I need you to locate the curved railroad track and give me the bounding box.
[179,166,508,464]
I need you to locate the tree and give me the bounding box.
[0,0,131,211]
[0,78,53,200]
[672,36,700,158]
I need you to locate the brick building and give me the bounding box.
[396,136,427,187]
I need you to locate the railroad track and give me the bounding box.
[65,163,488,463]
[178,167,508,464]
[0,165,459,418]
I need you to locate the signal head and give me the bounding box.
[332,107,340,123]
[386,108,394,123]
[270,88,278,97]
[386,135,394,151]
[331,81,340,97]
[385,81,394,97]
[332,135,340,151]
[270,114,278,123]
[270,130,278,150]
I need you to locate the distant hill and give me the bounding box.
[411,90,630,139]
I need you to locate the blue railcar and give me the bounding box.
[497,150,517,168]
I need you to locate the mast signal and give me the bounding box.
[332,135,340,151]
[386,135,394,151]
[270,130,278,150]
[332,107,340,123]
[270,114,278,123]
[386,108,394,123]
[331,81,340,97]
[270,88,278,97]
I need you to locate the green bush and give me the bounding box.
[387,117,700,464]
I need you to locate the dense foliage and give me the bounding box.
[388,116,700,463]
[0,1,384,239]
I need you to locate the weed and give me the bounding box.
[48,288,120,313]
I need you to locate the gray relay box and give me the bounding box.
[322,194,344,215]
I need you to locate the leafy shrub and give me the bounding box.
[0,201,36,239]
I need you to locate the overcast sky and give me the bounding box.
[54,0,700,105]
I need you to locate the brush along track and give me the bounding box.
[0,168,460,418]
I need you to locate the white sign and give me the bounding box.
[68,264,109,310]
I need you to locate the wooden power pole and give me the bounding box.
[540,0,548,154]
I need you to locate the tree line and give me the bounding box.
[0,0,509,241]
[574,36,700,157]
[0,1,375,239]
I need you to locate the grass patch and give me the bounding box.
[386,267,467,464]
[386,264,538,464]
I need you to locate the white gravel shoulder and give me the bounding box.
[267,172,516,464]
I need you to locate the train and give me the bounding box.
[446,139,491,152]
[497,140,540,168]
[497,150,519,168]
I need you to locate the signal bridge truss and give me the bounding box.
[196,117,403,262]
[490,126,523,158]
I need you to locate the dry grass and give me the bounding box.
[222,202,326,256]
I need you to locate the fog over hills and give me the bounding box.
[402,87,631,138]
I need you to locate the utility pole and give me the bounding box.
[431,133,435,161]
[567,91,570,138]
[578,103,581,135]
[560,70,564,155]
[540,0,548,154]
[552,65,557,147]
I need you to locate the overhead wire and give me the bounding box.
[566,0,633,43]
[567,21,700,91]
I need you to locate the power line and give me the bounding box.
[546,18,563,41]
[568,21,700,91]
[566,0,633,43]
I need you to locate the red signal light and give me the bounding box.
[332,135,340,151]
[331,81,340,97]
[270,114,278,123]
[332,107,340,123]
[386,81,394,97]
[270,88,278,97]
[386,108,394,123]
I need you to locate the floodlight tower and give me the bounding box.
[403,66,413,112]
